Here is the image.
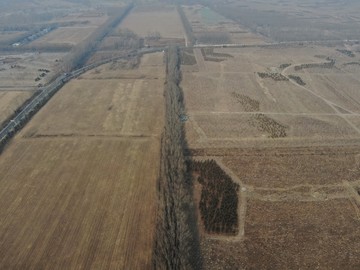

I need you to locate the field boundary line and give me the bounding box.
[282,63,360,134]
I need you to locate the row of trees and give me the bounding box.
[191,160,239,234]
[294,58,335,71]
[152,46,201,269]
[257,72,289,81]
[288,75,306,86]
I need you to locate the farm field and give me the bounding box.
[50,12,109,28]
[0,52,165,269]
[0,52,64,128]
[182,5,266,45]
[0,52,64,89]
[120,6,184,43]
[206,0,360,42]
[182,45,360,148]
[0,91,33,126]
[31,27,98,46]
[182,44,360,268]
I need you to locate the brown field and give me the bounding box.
[182,4,266,45]
[182,43,360,268]
[206,0,360,42]
[0,52,165,269]
[31,27,97,46]
[0,52,64,128]
[182,45,360,148]
[201,198,360,269]
[0,91,33,125]
[120,6,184,40]
[51,13,109,28]
[0,52,65,89]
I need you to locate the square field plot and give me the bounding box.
[120,7,184,39]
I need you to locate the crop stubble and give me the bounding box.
[0,53,164,269]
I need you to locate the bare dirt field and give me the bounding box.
[31,27,97,46]
[0,52,165,269]
[120,6,184,41]
[182,44,360,268]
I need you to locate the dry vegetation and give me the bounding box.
[0,2,134,137]
[0,91,34,126]
[0,52,165,269]
[181,4,265,45]
[32,27,98,46]
[207,0,360,42]
[0,53,64,88]
[120,6,185,46]
[3,0,360,268]
[180,40,360,268]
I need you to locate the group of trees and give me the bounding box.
[146,31,161,41]
[232,92,260,112]
[101,28,143,51]
[152,46,201,270]
[279,63,291,69]
[336,49,355,58]
[191,160,239,235]
[196,31,231,45]
[251,113,287,138]
[288,75,306,86]
[257,72,289,81]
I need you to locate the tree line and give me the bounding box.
[152,46,202,270]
